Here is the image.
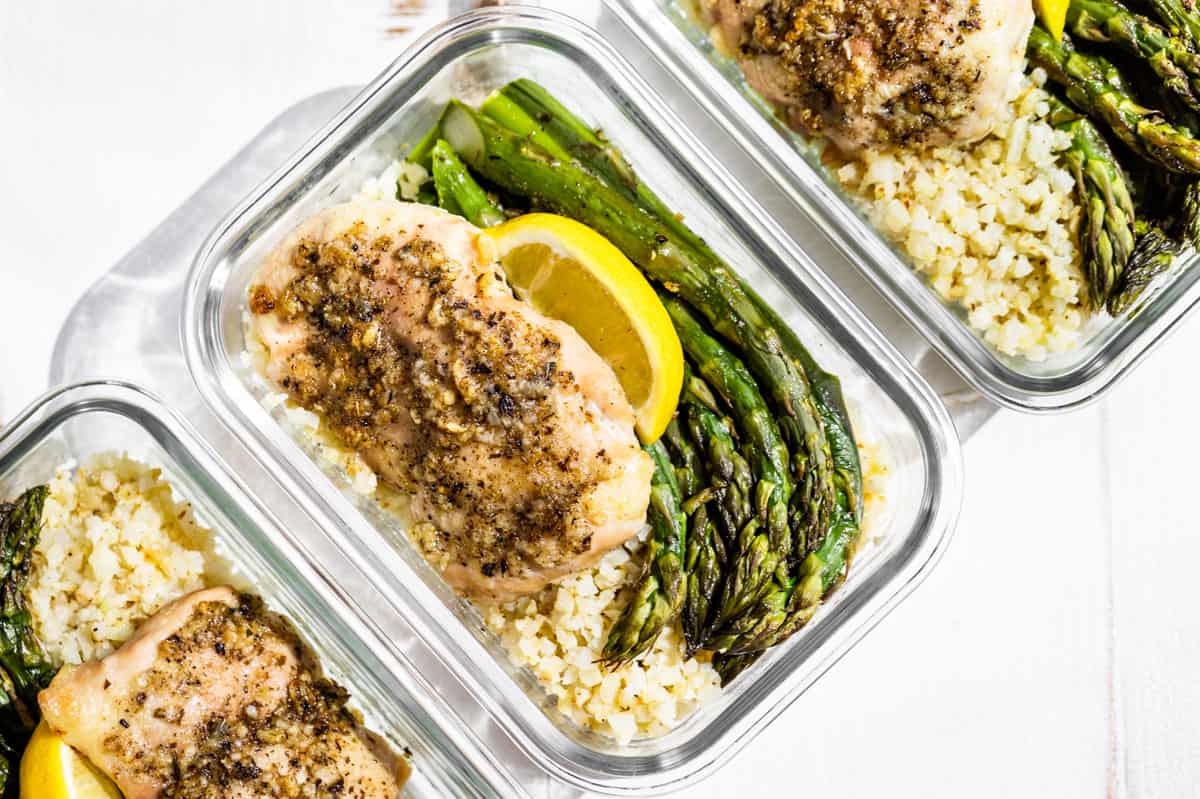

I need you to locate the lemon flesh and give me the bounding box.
[20,721,121,799]
[487,213,683,442]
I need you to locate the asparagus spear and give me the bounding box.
[1107,177,1200,314]
[1144,0,1200,48]
[430,144,464,217]
[681,369,724,417]
[664,297,791,552]
[430,139,506,228]
[1028,25,1200,173]
[0,486,56,793]
[683,504,723,657]
[1177,178,1200,246]
[683,401,780,634]
[1046,96,1138,307]
[406,119,442,171]
[683,401,754,541]
[483,80,714,257]
[668,297,856,665]
[712,651,761,683]
[1108,224,1186,312]
[663,417,705,500]
[744,290,862,527]
[664,298,801,647]
[601,442,688,667]
[704,491,858,659]
[745,500,859,652]
[663,416,713,654]
[478,89,574,163]
[1068,0,1200,112]
[438,100,836,549]
[665,411,734,656]
[0,487,54,732]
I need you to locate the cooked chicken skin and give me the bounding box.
[702,0,1034,150]
[248,200,653,601]
[38,587,409,799]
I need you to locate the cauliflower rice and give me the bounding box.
[26,453,222,666]
[830,67,1086,360]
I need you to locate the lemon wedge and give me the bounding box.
[487,213,683,443]
[20,721,121,799]
[1034,0,1069,40]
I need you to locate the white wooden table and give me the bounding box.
[1,1,1195,796]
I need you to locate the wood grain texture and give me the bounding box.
[1104,320,1200,799]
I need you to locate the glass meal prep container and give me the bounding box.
[606,0,1200,412]
[182,6,964,795]
[0,381,525,799]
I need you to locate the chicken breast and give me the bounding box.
[248,200,653,601]
[701,0,1034,151]
[38,587,409,799]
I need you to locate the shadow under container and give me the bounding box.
[183,7,965,796]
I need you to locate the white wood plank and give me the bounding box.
[1103,317,1200,799]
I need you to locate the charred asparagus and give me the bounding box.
[1029,25,1200,173]
[601,442,687,666]
[1068,0,1200,112]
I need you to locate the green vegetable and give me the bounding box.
[601,442,687,667]
[1144,0,1200,49]
[483,80,715,257]
[1047,95,1138,308]
[1068,0,1200,112]
[666,301,862,669]
[479,90,574,163]
[741,285,863,528]
[438,100,837,560]
[705,491,858,662]
[430,139,505,228]
[682,504,723,658]
[683,401,774,631]
[1177,179,1200,247]
[665,296,790,554]
[1108,223,1184,313]
[1028,25,1200,173]
[405,120,442,171]
[0,486,56,795]
[664,417,705,501]
[712,650,760,683]
[710,495,858,681]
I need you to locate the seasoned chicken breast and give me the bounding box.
[702,0,1034,150]
[38,587,408,799]
[248,200,653,601]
